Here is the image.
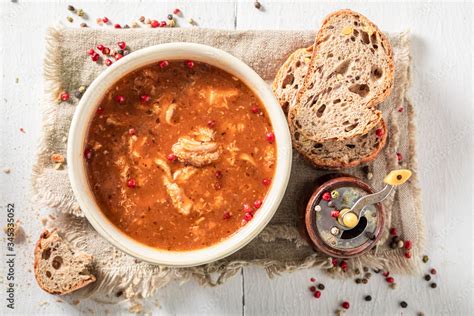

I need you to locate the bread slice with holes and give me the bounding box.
[272,46,313,113]
[289,9,394,142]
[293,118,387,169]
[34,229,96,295]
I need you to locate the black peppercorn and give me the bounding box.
[317,283,325,290]
[74,91,83,99]
[168,14,173,20]
[254,1,262,9]
[67,5,75,12]
[390,242,398,249]
[355,278,361,284]
[400,301,408,308]
[424,274,431,281]
[363,267,369,272]
[364,295,372,301]
[361,278,368,284]
[430,282,437,288]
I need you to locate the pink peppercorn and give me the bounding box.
[262,178,271,186]
[332,258,338,266]
[398,106,404,112]
[244,212,253,221]
[114,53,123,60]
[207,120,216,128]
[223,211,232,220]
[159,60,169,68]
[314,291,321,298]
[430,268,437,275]
[309,286,316,292]
[251,104,260,114]
[243,204,252,213]
[253,199,263,209]
[105,59,113,66]
[115,95,125,103]
[376,128,384,137]
[386,277,395,283]
[404,240,412,250]
[102,17,109,23]
[310,277,316,282]
[96,106,104,115]
[117,41,126,49]
[102,47,111,55]
[160,21,167,27]
[84,148,93,160]
[266,132,275,143]
[97,44,104,51]
[383,271,390,277]
[390,227,398,236]
[185,60,195,69]
[167,153,177,162]
[397,152,403,162]
[404,251,412,259]
[341,301,350,309]
[151,20,159,28]
[114,23,121,29]
[331,210,340,218]
[127,178,137,188]
[322,192,331,201]
[140,95,150,103]
[88,48,95,56]
[128,128,136,136]
[60,92,70,102]
[91,53,100,62]
[340,261,347,271]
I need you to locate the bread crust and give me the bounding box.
[34,229,96,295]
[290,9,395,142]
[272,46,313,113]
[292,119,388,170]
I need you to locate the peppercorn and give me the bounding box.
[355,278,361,284]
[123,50,129,56]
[389,227,398,236]
[364,272,372,279]
[78,85,86,93]
[390,242,398,249]
[392,236,400,243]
[331,190,340,199]
[67,16,73,23]
[131,21,138,28]
[400,301,408,308]
[139,16,145,23]
[363,267,369,272]
[397,240,405,248]
[372,268,381,274]
[430,282,437,288]
[418,313,425,316]
[361,278,368,284]
[422,255,429,263]
[314,290,321,298]
[188,18,195,25]
[309,285,316,292]
[317,284,325,290]
[386,277,395,283]
[117,49,124,55]
[124,24,130,29]
[80,22,87,28]
[365,232,376,240]
[354,268,360,275]
[74,91,83,99]
[430,268,437,275]
[67,5,75,12]
[254,1,262,9]
[383,271,390,277]
[364,295,372,302]
[167,14,173,20]
[310,277,316,282]
[404,240,412,250]
[328,201,334,207]
[77,9,84,17]
[367,172,373,180]
[341,301,350,309]
[424,274,431,281]
[389,283,397,289]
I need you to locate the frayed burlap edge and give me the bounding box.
[31,27,424,300]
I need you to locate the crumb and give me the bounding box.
[39,301,49,306]
[3,168,11,174]
[48,214,56,220]
[56,299,63,303]
[15,77,19,84]
[72,300,80,305]
[128,303,143,314]
[19,128,26,133]
[41,217,48,225]
[3,220,25,243]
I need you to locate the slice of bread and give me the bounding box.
[289,9,394,142]
[272,46,313,113]
[34,229,96,295]
[292,118,387,169]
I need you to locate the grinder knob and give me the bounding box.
[383,169,412,186]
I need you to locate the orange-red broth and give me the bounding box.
[85,61,276,251]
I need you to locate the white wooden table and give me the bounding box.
[1,1,472,315]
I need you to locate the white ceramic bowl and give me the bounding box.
[67,43,292,267]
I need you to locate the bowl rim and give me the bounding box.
[67,42,292,267]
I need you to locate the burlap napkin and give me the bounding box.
[32,26,423,299]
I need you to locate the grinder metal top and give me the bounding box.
[305,170,412,258]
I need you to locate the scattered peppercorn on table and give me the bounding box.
[1,1,472,315]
